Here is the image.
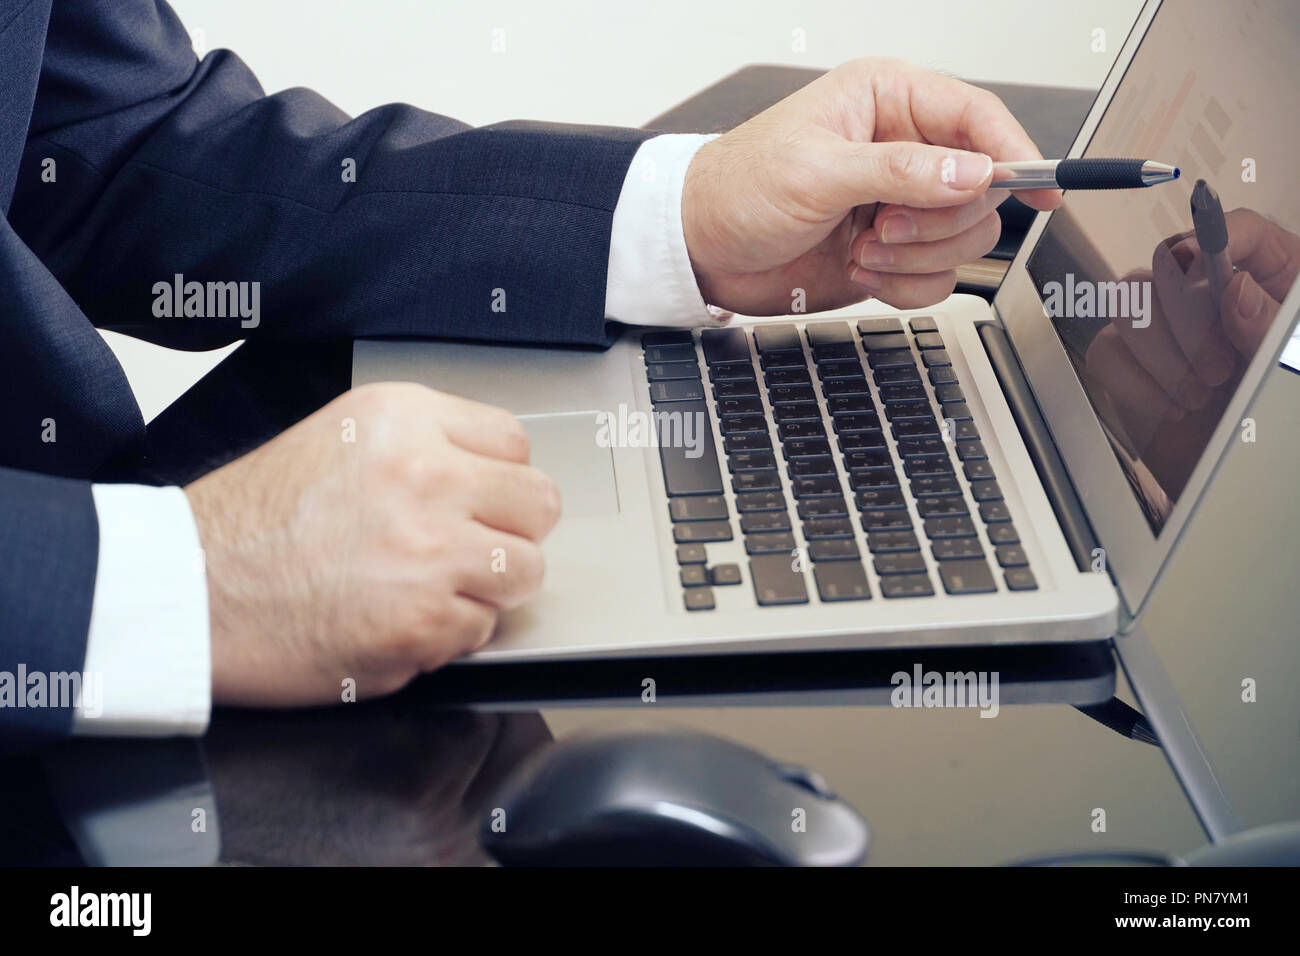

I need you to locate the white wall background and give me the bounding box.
[112,0,1144,419]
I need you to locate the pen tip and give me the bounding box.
[1173,167,1180,180]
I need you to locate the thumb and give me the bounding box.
[828,140,993,209]
[1220,270,1278,357]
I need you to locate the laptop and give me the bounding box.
[354,0,1300,663]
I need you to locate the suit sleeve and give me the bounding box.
[0,467,97,750]
[10,0,654,351]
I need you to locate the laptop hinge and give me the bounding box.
[976,322,1101,575]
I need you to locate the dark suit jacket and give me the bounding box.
[0,0,653,745]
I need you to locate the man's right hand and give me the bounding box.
[184,382,561,707]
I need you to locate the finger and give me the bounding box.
[825,136,994,209]
[890,67,1062,211]
[428,392,531,463]
[847,265,957,310]
[1110,266,1210,409]
[418,594,499,671]
[452,525,546,612]
[853,210,1001,275]
[1152,242,1239,386]
[869,190,1008,245]
[463,453,562,542]
[1221,207,1300,303]
[1221,271,1280,357]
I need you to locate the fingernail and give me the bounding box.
[944,152,992,190]
[1169,240,1196,273]
[858,238,893,268]
[1236,275,1263,321]
[849,266,883,290]
[878,214,917,243]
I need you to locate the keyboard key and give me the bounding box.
[832,413,880,434]
[713,379,760,399]
[804,321,854,346]
[669,496,728,522]
[735,491,786,513]
[874,366,921,385]
[896,436,948,458]
[700,327,751,366]
[884,401,933,421]
[716,396,763,416]
[709,363,756,383]
[910,475,962,497]
[657,401,722,496]
[719,414,766,436]
[710,563,743,586]
[791,476,841,498]
[650,379,705,403]
[749,553,809,605]
[934,384,965,404]
[802,517,855,539]
[893,418,941,438]
[788,456,836,478]
[943,402,973,421]
[971,480,1003,502]
[772,402,822,423]
[874,552,927,576]
[857,317,903,335]
[914,332,945,350]
[964,460,995,481]
[837,430,888,451]
[956,440,987,461]
[987,523,1020,545]
[732,471,781,493]
[816,360,866,380]
[760,350,807,370]
[827,395,876,416]
[728,451,777,472]
[724,433,772,453]
[868,530,920,553]
[814,562,871,601]
[779,420,826,440]
[812,342,858,362]
[676,544,707,565]
[928,366,959,386]
[994,545,1029,568]
[979,501,1011,523]
[821,378,872,396]
[797,497,849,519]
[881,573,934,598]
[920,349,952,368]
[861,332,910,352]
[916,497,967,517]
[931,538,984,561]
[644,343,695,363]
[938,558,997,595]
[764,368,812,387]
[680,565,709,587]
[642,330,693,347]
[903,457,953,477]
[684,587,716,611]
[740,511,792,534]
[745,532,797,554]
[879,384,927,404]
[867,349,916,369]
[923,515,977,539]
[842,448,893,471]
[674,521,733,544]
[809,539,861,562]
[782,438,832,458]
[647,361,701,381]
[849,470,899,490]
[768,385,817,404]
[954,421,979,440]
[753,323,802,353]
[908,316,938,333]
[860,509,912,531]
[1004,567,1038,591]
[855,487,906,510]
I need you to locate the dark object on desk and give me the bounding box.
[644,65,1097,295]
[480,728,870,866]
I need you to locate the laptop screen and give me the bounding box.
[1026,0,1300,533]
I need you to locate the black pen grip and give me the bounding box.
[1055,158,1147,189]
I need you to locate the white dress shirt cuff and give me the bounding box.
[74,484,211,736]
[606,133,730,328]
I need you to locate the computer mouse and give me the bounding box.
[479,727,869,866]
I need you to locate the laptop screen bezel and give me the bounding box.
[992,0,1300,621]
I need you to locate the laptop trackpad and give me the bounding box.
[520,412,620,518]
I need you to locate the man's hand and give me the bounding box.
[682,57,1061,315]
[184,382,561,707]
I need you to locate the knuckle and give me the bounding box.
[883,146,923,186]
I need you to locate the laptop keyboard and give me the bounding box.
[641,318,1038,612]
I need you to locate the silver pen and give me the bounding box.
[991,158,1181,190]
